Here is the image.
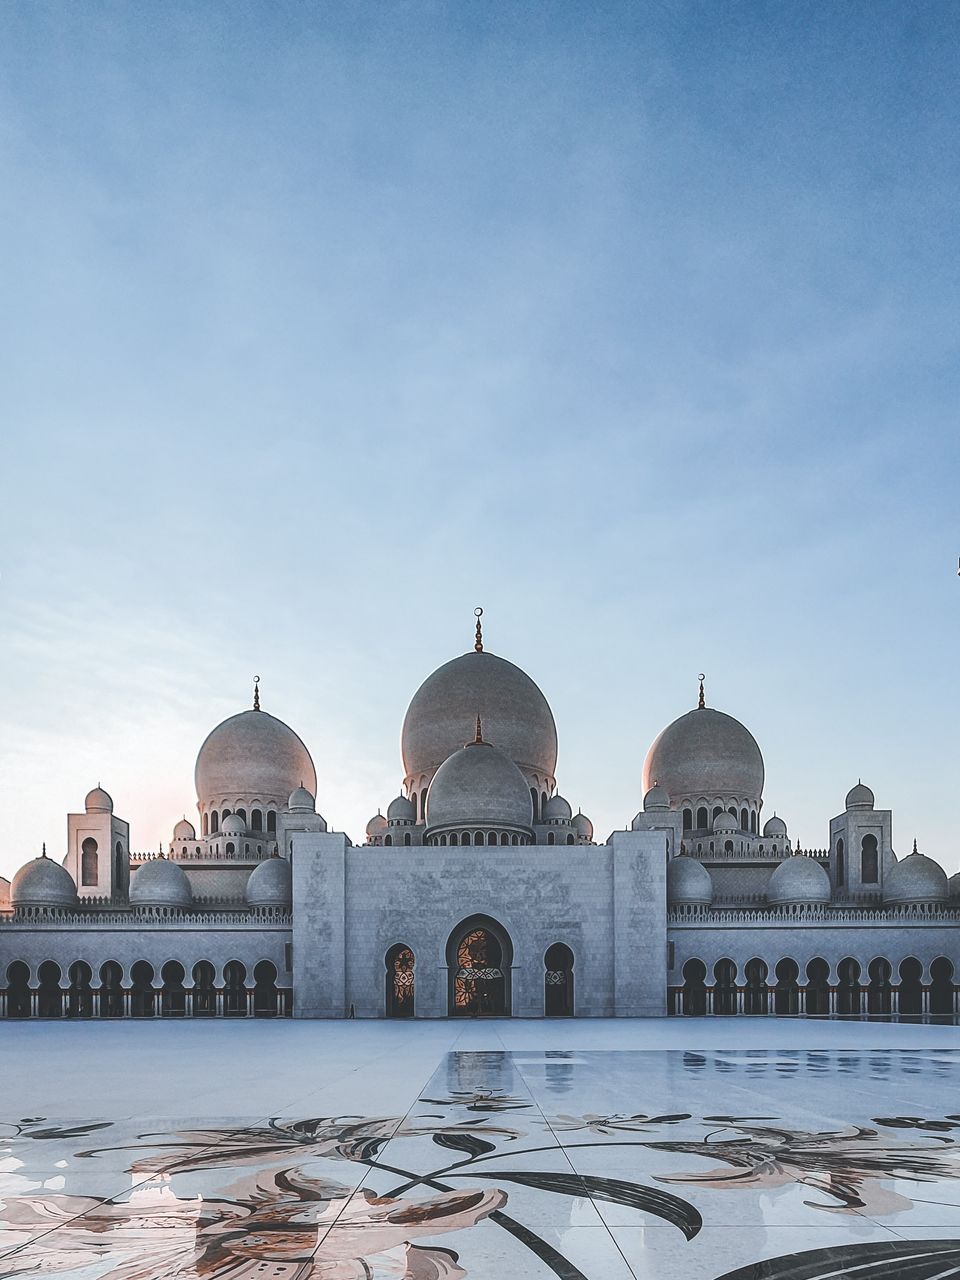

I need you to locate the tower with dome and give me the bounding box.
[0,619,956,1023]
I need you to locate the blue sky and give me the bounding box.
[1,1,958,876]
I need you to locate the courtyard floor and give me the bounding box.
[1,1018,959,1278]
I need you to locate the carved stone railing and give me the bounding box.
[669,902,960,925]
[0,906,291,927]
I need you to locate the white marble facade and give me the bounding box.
[1,621,957,1022]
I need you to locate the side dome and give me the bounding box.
[288,785,316,813]
[221,814,245,835]
[173,818,196,840]
[387,794,416,824]
[402,650,557,788]
[366,813,387,840]
[11,853,77,908]
[713,811,738,832]
[425,735,534,834]
[543,794,572,821]
[845,782,875,811]
[667,856,713,906]
[763,815,787,837]
[766,855,831,906]
[643,784,670,811]
[884,846,948,905]
[195,707,316,809]
[642,702,764,807]
[129,857,193,908]
[85,786,113,814]
[246,855,292,907]
[573,811,594,841]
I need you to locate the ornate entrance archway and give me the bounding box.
[447,915,512,1016]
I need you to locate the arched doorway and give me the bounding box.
[385,944,415,1018]
[447,916,512,1017]
[192,961,216,1017]
[161,962,186,1017]
[544,943,574,1017]
[37,962,62,1018]
[68,962,93,1018]
[253,961,280,1017]
[223,961,247,1017]
[6,962,31,1018]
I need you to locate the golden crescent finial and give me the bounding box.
[474,607,483,653]
[697,673,705,709]
[253,675,261,711]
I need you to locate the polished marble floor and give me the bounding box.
[1,1019,959,1278]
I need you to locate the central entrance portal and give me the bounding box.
[447,915,512,1016]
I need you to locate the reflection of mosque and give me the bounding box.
[0,613,957,1021]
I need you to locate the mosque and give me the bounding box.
[0,612,957,1022]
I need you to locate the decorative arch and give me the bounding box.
[861,834,879,884]
[385,943,415,1018]
[81,838,98,887]
[446,915,512,1017]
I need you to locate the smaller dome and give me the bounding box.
[246,855,292,907]
[85,786,113,814]
[713,811,738,832]
[763,814,787,837]
[643,784,670,812]
[387,795,416,824]
[425,737,533,832]
[766,854,831,906]
[667,856,713,906]
[543,794,572,822]
[573,811,594,841]
[129,857,192,908]
[221,814,245,835]
[11,852,77,908]
[366,813,388,839]
[949,871,960,900]
[288,786,316,813]
[845,782,875,811]
[884,846,949,905]
[173,818,196,840]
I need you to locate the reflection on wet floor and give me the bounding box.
[1,1047,959,1278]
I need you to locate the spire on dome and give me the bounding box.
[474,714,484,743]
[474,607,483,653]
[253,675,261,711]
[912,837,919,855]
[697,673,705,709]
[41,842,46,858]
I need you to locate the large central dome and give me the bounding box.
[402,650,558,789]
[195,708,317,808]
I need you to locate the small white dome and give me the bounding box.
[643,705,764,807]
[949,871,960,900]
[713,811,739,832]
[245,855,292,907]
[667,856,713,906]
[195,707,316,809]
[425,737,533,833]
[221,814,245,835]
[11,853,77,908]
[288,786,316,813]
[643,784,670,812]
[366,813,388,838]
[884,847,949,905]
[573,811,594,840]
[85,786,113,814]
[845,782,875,811]
[129,857,193,908]
[173,818,196,840]
[543,794,572,821]
[763,814,787,837]
[387,794,416,823]
[766,854,831,906]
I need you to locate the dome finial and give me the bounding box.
[475,714,484,743]
[253,675,261,711]
[912,836,919,855]
[474,607,483,653]
[41,842,46,858]
[697,673,705,709]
